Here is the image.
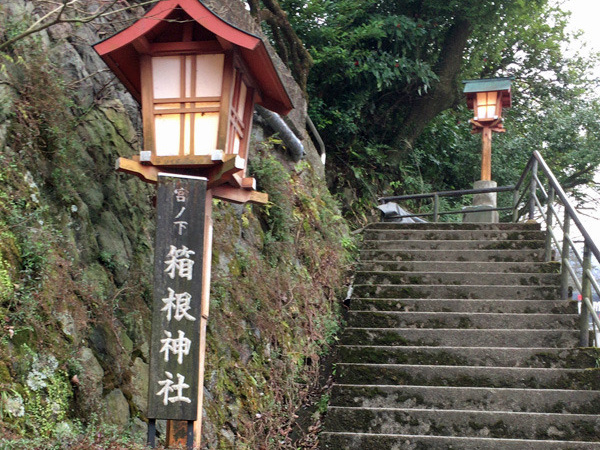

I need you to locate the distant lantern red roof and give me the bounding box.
[93,0,293,115]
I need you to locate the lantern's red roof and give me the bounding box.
[93,0,292,115]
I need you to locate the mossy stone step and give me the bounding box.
[357,260,561,274]
[354,271,560,286]
[320,432,600,449]
[336,346,599,368]
[345,311,578,330]
[323,407,600,441]
[366,222,542,230]
[352,284,560,300]
[363,229,546,241]
[329,384,600,414]
[360,248,545,262]
[362,239,545,251]
[349,298,577,314]
[335,363,600,390]
[341,328,579,348]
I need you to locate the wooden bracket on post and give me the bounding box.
[116,157,268,205]
[212,185,268,205]
[116,157,160,183]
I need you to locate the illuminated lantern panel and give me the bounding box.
[463,77,512,127]
[146,52,254,162]
[151,54,224,157]
[475,91,498,120]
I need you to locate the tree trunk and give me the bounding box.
[394,19,472,154]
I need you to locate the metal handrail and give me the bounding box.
[521,151,600,347]
[379,150,600,347]
[379,185,515,203]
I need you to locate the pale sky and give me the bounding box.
[563,0,600,52]
[563,0,600,72]
[553,1,600,243]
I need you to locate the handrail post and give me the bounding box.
[560,212,570,301]
[580,241,592,347]
[433,194,439,223]
[544,186,554,262]
[512,187,519,223]
[529,159,538,220]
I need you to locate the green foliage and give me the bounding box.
[272,0,600,221]
[0,256,13,303]
[24,369,72,437]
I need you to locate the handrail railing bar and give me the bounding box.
[512,188,520,222]
[566,264,583,293]
[528,159,538,220]
[533,173,549,200]
[580,243,592,346]
[565,234,584,266]
[559,211,571,300]
[514,157,535,191]
[515,188,530,213]
[379,185,515,203]
[583,295,600,338]
[532,151,600,262]
[548,203,563,232]
[533,193,545,216]
[384,206,514,221]
[586,268,600,302]
[548,229,561,258]
[544,186,555,262]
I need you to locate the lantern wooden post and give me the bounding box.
[93,1,292,448]
[481,126,493,181]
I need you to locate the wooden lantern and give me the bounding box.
[464,77,512,132]
[94,0,292,191]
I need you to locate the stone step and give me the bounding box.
[354,271,560,286]
[345,311,578,330]
[363,229,546,242]
[360,248,544,262]
[362,239,545,251]
[329,384,600,414]
[335,364,600,390]
[357,260,560,273]
[349,298,577,314]
[320,432,600,449]
[340,328,579,348]
[353,284,559,300]
[366,222,542,231]
[336,346,599,368]
[323,407,600,441]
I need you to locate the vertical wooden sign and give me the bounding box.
[148,174,207,421]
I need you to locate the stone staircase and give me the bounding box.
[320,222,600,449]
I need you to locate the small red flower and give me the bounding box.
[354,61,359,66]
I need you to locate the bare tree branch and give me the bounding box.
[250,0,312,92]
[0,0,159,52]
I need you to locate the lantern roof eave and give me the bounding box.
[463,77,513,94]
[93,0,293,115]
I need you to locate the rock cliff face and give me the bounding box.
[0,1,349,448]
